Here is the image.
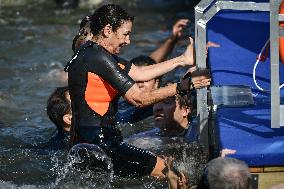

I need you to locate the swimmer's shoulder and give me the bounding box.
[81,41,110,56]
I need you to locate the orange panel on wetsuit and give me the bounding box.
[85,72,117,116]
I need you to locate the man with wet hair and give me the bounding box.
[200,157,252,189]
[127,78,198,141]
[31,86,72,151]
[153,85,196,140]
[26,87,71,152]
[46,86,72,134]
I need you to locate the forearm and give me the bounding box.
[136,83,177,107]
[129,55,184,82]
[150,36,178,63]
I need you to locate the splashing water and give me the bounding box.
[50,144,113,188]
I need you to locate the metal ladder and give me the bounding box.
[194,0,283,149]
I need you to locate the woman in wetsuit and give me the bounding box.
[65,3,205,185]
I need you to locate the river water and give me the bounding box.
[0,1,195,188]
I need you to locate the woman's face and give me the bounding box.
[109,21,132,54]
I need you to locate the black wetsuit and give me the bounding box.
[65,41,157,177]
[116,99,153,123]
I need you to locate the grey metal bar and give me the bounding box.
[199,3,220,24]
[218,1,269,11]
[195,2,223,148]
[196,22,209,147]
[195,0,214,20]
[195,0,215,69]
[194,0,215,149]
[200,1,269,25]
[270,0,281,128]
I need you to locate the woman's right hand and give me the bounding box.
[181,37,195,67]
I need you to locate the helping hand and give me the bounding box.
[172,19,189,40]
[206,41,220,58]
[181,37,195,66]
[220,148,236,157]
[191,69,211,89]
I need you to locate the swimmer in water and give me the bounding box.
[116,55,159,123]
[64,4,210,186]
[72,15,93,53]
[29,86,71,151]
[44,86,71,151]
[47,86,72,134]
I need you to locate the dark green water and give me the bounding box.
[0,1,195,188]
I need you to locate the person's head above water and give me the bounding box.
[89,4,134,54]
[79,15,92,30]
[131,55,159,92]
[72,34,91,53]
[46,86,72,134]
[153,94,191,135]
[72,15,93,52]
[200,157,252,189]
[153,80,194,136]
[131,55,156,67]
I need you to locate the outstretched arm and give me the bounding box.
[124,68,211,108]
[150,19,189,63]
[129,37,195,82]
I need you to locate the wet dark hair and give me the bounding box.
[159,76,197,118]
[177,89,197,116]
[175,93,190,109]
[72,34,80,52]
[72,15,93,52]
[46,86,71,134]
[79,15,92,29]
[72,34,88,53]
[90,4,134,36]
[130,55,156,67]
[158,79,196,116]
[79,15,92,36]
